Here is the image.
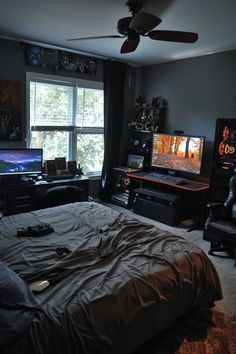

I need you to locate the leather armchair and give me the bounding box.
[203,175,236,266]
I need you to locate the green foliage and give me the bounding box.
[30,81,104,173]
[77,134,104,173]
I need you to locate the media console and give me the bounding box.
[127,171,209,226]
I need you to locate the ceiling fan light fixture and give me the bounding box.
[127,28,140,42]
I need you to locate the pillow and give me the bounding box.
[0,260,41,347]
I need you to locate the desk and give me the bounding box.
[0,176,89,216]
[126,171,209,192]
[127,172,209,226]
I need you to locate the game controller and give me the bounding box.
[17,224,54,237]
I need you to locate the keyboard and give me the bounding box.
[46,174,75,181]
[145,172,187,186]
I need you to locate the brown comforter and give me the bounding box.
[0,202,222,354]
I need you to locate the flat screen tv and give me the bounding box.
[0,148,43,176]
[213,118,236,174]
[151,133,205,175]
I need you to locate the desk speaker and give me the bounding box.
[67,161,77,175]
[44,160,56,175]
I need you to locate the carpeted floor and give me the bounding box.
[134,307,236,354]
[104,202,236,354]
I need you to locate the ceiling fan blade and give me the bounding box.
[148,30,198,43]
[120,38,140,53]
[67,35,123,42]
[130,12,162,34]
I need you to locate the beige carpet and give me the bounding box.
[104,202,236,354]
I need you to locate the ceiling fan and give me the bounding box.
[67,0,198,54]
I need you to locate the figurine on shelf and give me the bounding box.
[151,96,168,108]
[135,93,145,107]
[129,94,168,132]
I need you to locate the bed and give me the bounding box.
[0,201,222,354]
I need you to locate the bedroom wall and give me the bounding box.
[140,49,236,177]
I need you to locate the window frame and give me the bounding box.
[26,72,104,175]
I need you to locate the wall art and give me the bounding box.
[0,80,22,141]
[25,45,97,75]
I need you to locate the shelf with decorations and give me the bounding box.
[128,94,168,133]
[126,94,168,165]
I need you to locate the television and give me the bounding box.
[0,148,43,177]
[213,118,236,174]
[151,133,205,176]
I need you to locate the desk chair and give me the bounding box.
[203,174,236,266]
[43,185,81,208]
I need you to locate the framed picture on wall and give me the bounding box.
[0,80,22,141]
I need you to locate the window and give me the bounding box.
[26,72,104,175]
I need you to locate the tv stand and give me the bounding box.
[127,171,209,226]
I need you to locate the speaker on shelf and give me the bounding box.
[67,161,77,175]
[44,160,56,176]
[55,157,67,171]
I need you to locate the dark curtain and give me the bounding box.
[100,60,127,201]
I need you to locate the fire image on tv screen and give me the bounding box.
[151,133,205,175]
[0,149,42,176]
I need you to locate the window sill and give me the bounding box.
[85,172,102,180]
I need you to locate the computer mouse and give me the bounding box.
[29,280,50,292]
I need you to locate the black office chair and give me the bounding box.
[203,175,236,266]
[42,185,81,208]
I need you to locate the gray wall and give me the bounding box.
[141,49,236,176]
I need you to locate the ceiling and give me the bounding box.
[1,0,236,67]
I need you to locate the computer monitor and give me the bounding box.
[127,153,144,170]
[0,148,43,177]
[151,133,205,175]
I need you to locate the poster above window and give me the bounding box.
[24,45,97,75]
[0,80,22,141]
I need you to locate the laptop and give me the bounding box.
[113,153,144,173]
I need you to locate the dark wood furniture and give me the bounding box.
[0,176,89,216]
[127,171,209,226]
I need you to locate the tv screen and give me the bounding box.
[151,133,205,175]
[213,118,236,174]
[0,149,43,176]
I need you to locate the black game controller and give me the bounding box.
[17,224,54,237]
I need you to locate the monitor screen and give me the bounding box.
[213,118,236,174]
[0,148,43,176]
[151,133,205,175]
[127,153,144,169]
